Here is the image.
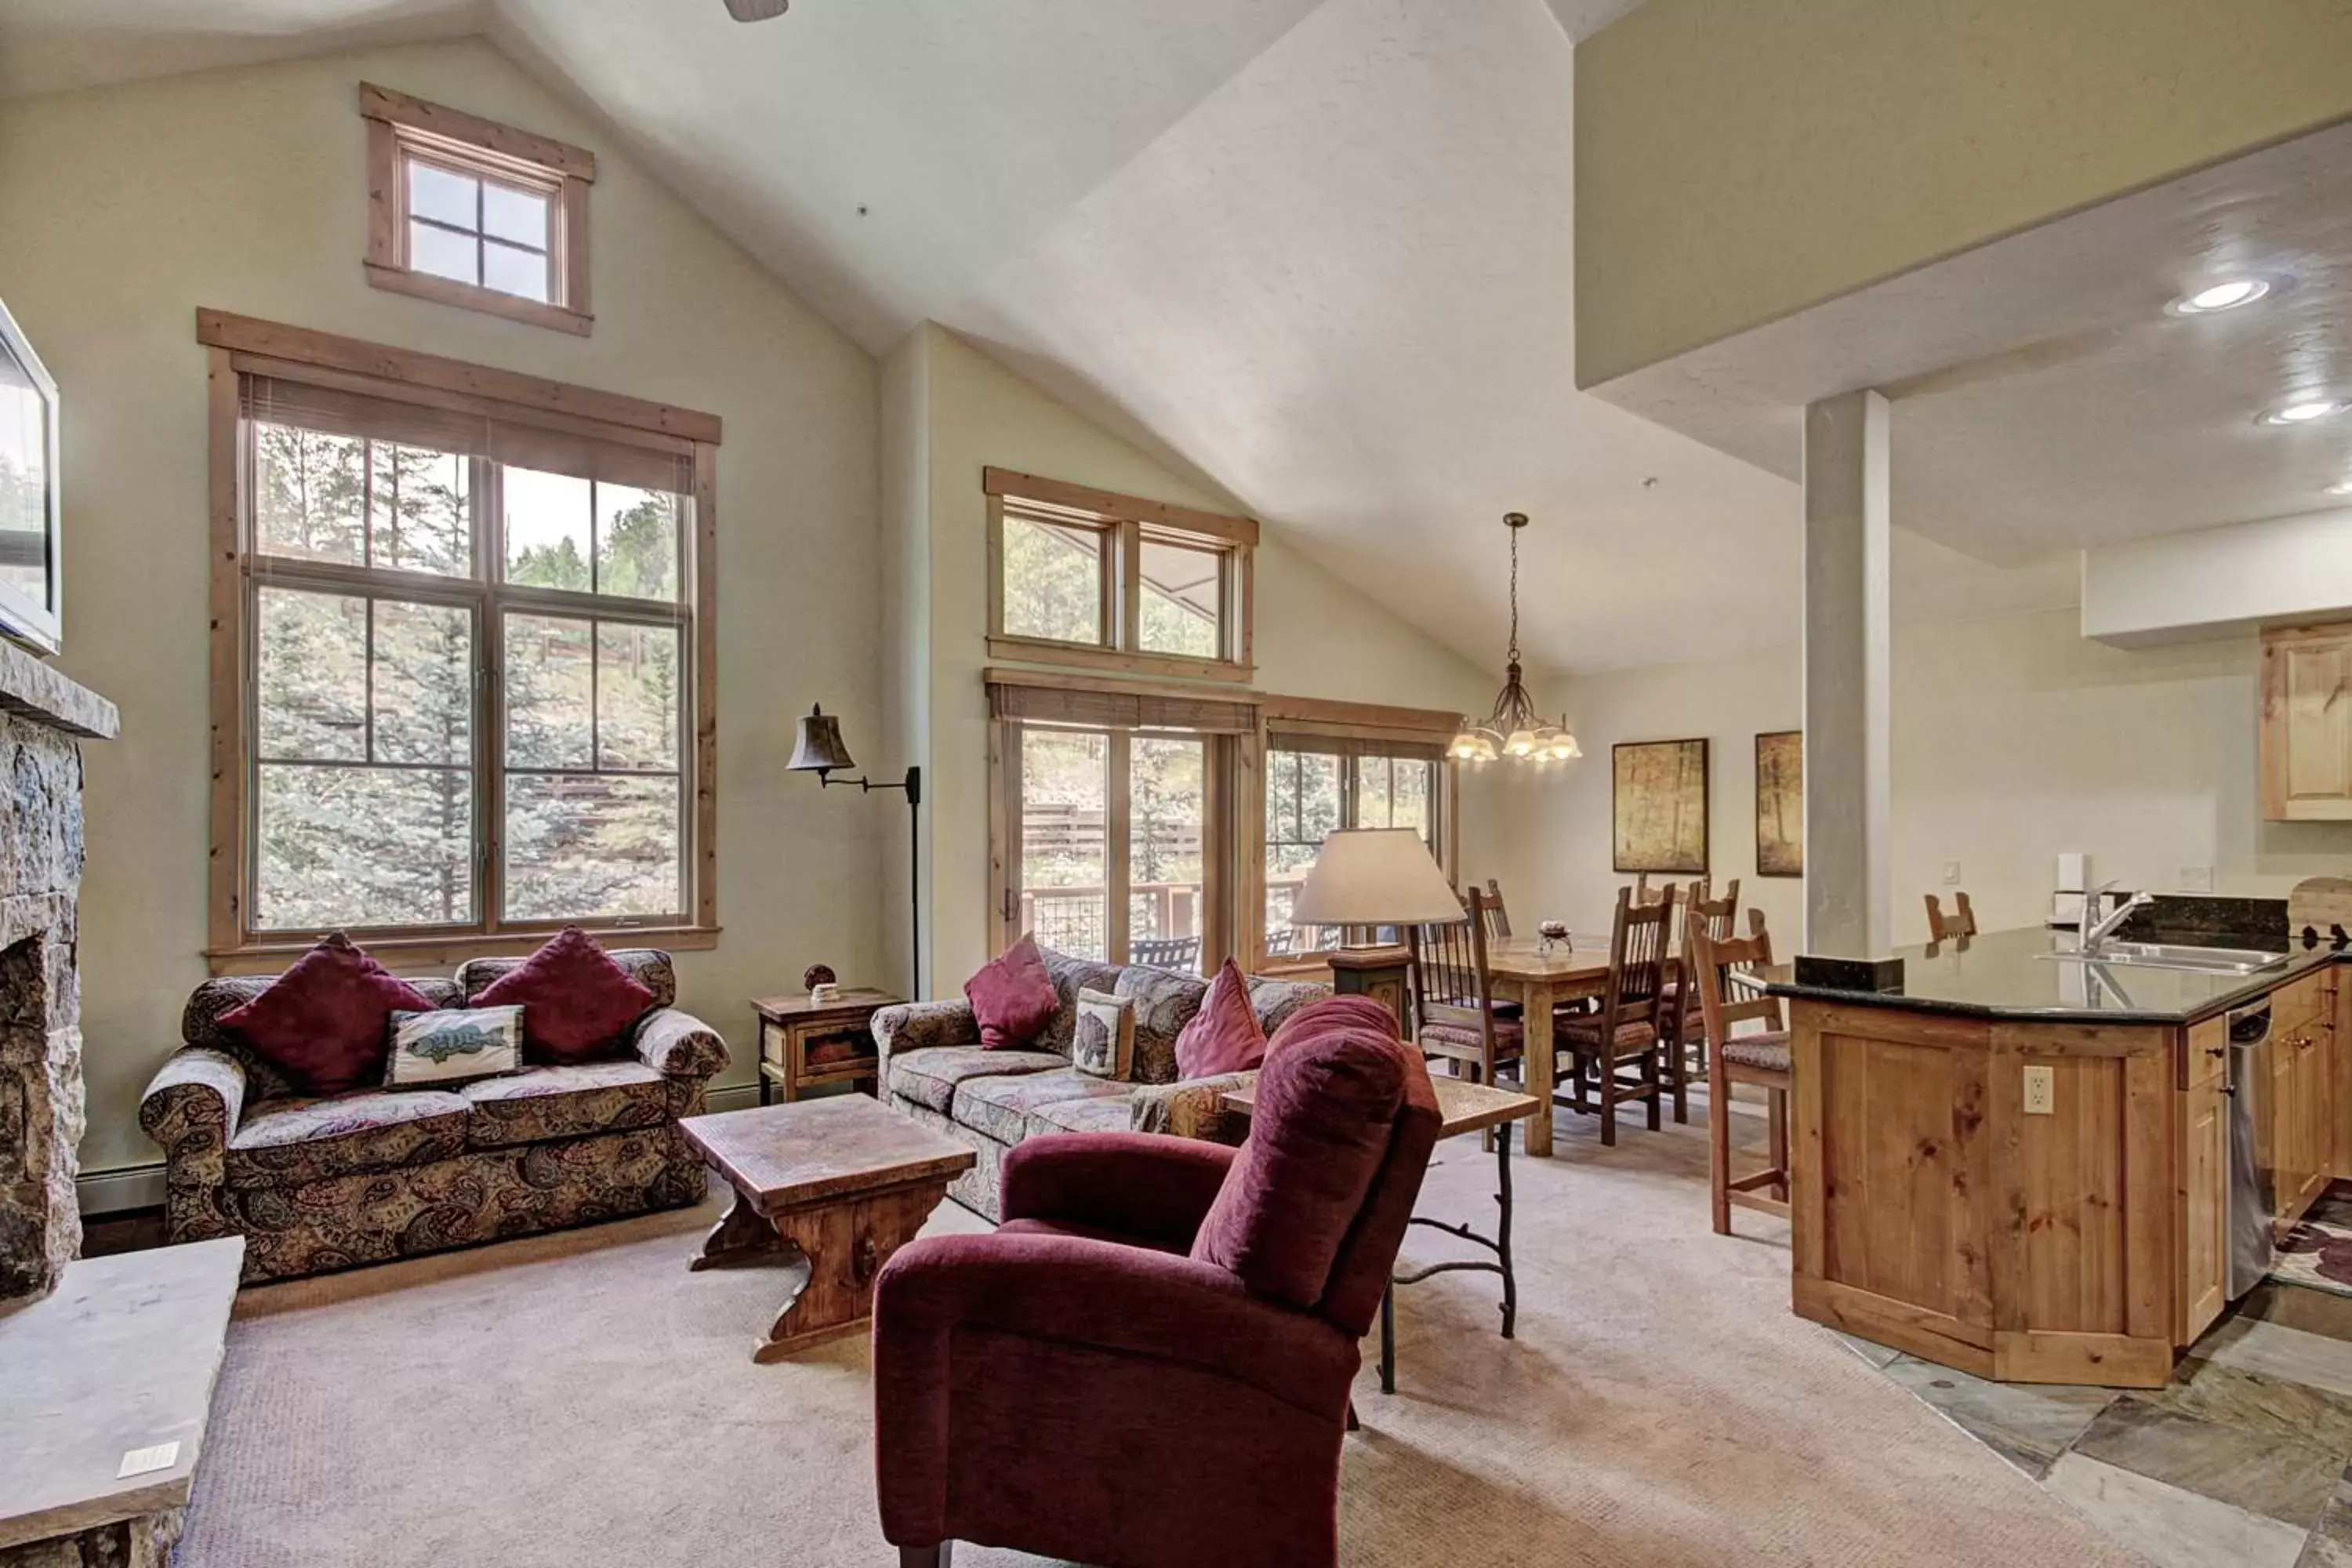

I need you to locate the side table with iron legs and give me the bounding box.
[1224,1077,1537,1396]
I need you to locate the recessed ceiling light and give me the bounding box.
[2330,480,2352,498]
[2260,397,2347,426]
[2169,278,2271,315]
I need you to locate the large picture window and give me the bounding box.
[202,311,717,970]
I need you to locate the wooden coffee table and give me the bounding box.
[680,1097,975,1363]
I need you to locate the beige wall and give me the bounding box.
[1574,0,2352,386]
[0,41,883,1174]
[1490,608,2352,952]
[891,323,1495,989]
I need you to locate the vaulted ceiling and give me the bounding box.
[0,0,2077,673]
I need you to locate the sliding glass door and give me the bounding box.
[1008,724,1216,975]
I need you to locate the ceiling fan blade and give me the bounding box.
[724,0,789,19]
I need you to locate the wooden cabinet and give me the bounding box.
[2338,971,2352,1181]
[2176,1015,2230,1345]
[2267,969,2336,1230]
[1789,1004,2178,1389]
[2262,622,2352,821]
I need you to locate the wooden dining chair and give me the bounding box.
[1690,919,1791,1235]
[1482,879,1513,938]
[1670,878,1740,1098]
[1556,884,1674,1146]
[1406,887,1523,1091]
[1924,891,1976,941]
[1459,880,1512,943]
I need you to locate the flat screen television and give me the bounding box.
[0,296,60,655]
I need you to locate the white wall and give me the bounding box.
[890,323,1495,989]
[2082,506,2352,645]
[0,40,883,1173]
[1467,648,1805,947]
[877,326,932,998]
[1491,606,2352,953]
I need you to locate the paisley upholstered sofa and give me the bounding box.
[139,949,728,1283]
[870,946,1327,1219]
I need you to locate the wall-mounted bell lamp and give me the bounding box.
[786,704,922,996]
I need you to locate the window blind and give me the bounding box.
[1266,727,1446,762]
[241,374,692,495]
[988,677,1257,735]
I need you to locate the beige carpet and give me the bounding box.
[180,1110,2147,1567]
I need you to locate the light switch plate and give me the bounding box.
[2023,1065,2056,1115]
[1942,860,1962,884]
[118,1442,179,1479]
[2180,866,2215,892]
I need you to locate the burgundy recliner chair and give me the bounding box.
[872,996,1440,1568]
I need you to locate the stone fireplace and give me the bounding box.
[0,640,116,1312]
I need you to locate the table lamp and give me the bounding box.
[1288,828,1465,1025]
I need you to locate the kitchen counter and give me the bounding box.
[1776,930,2347,1389]
[1765,924,2344,1025]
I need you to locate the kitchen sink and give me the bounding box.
[2039,942,2292,976]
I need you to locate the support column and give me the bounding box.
[1801,390,1893,958]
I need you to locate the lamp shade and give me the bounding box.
[786,704,857,774]
[1288,828,1468,927]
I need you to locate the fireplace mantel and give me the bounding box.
[0,640,117,742]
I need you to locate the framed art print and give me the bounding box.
[1612,738,1708,875]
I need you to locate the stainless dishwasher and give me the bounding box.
[2227,1000,2278,1300]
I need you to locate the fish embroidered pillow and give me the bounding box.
[385,1005,524,1089]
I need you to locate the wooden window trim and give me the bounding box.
[982,466,1258,547]
[201,317,720,974]
[361,82,596,336]
[197,311,716,443]
[985,470,1256,681]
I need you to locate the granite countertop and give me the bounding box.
[1764,924,2346,1025]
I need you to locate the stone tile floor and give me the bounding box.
[1836,1283,2352,1568]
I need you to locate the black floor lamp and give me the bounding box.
[786,704,922,997]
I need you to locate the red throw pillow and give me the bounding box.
[965,934,1058,1050]
[476,927,656,1063]
[1174,958,1267,1079]
[220,933,436,1096]
[1191,1009,1417,1309]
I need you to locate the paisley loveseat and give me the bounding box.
[139,949,728,1283]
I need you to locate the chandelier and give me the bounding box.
[1449,512,1581,764]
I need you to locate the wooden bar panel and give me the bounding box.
[1791,998,2178,1388]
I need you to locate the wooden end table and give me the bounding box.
[1223,1076,1537,1395]
[681,1097,975,1363]
[752,989,901,1105]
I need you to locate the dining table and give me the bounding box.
[1479,935,1629,1158]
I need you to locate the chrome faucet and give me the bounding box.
[2079,883,2156,953]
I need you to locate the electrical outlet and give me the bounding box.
[1942,860,1962,884]
[2180,866,2215,892]
[2023,1065,2056,1116]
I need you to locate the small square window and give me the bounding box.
[362,83,594,336]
